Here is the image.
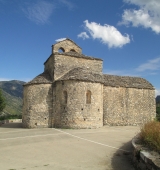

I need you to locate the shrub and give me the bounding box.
[0,89,6,113]
[140,121,160,153]
[156,106,160,121]
[156,101,160,121]
[0,114,22,120]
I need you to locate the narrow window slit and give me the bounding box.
[86,90,91,104]
[63,91,67,104]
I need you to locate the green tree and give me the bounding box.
[0,88,6,113]
[156,101,160,121]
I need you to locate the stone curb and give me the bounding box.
[132,135,160,170]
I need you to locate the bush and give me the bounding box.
[0,114,22,121]
[155,100,160,121]
[0,89,6,113]
[156,106,160,121]
[140,121,160,153]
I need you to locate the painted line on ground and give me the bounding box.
[0,131,110,140]
[53,128,131,153]
[0,133,63,141]
[0,128,121,134]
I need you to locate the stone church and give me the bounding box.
[22,38,156,128]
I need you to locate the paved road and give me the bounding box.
[0,123,139,170]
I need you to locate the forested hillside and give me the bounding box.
[0,80,25,116]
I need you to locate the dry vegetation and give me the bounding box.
[140,121,160,153]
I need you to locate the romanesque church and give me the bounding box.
[23,39,155,128]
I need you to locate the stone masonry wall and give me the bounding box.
[103,86,156,126]
[52,39,82,53]
[54,54,103,80]
[22,84,53,128]
[44,54,54,80]
[53,80,103,128]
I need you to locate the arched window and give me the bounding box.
[58,47,65,53]
[63,91,67,104]
[86,90,91,104]
[70,49,76,52]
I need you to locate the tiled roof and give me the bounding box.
[103,74,154,89]
[55,52,103,61]
[52,38,82,49]
[58,67,102,83]
[58,68,154,89]
[44,52,102,64]
[24,68,154,90]
[24,71,52,86]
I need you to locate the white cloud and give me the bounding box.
[82,20,130,48]
[136,57,160,72]
[55,38,66,42]
[0,78,11,81]
[155,89,160,96]
[120,0,160,34]
[77,32,89,40]
[124,0,160,11]
[104,57,160,76]
[22,1,54,24]
[59,0,75,10]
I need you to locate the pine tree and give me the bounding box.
[0,88,6,113]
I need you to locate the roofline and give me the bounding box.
[23,82,52,86]
[44,52,103,65]
[52,38,82,49]
[44,54,53,65]
[54,79,154,90]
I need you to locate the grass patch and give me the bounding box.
[139,120,160,153]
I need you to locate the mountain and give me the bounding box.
[156,95,160,103]
[0,80,25,116]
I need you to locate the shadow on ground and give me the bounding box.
[0,123,23,128]
[111,140,135,170]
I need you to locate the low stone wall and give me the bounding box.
[132,136,160,170]
[0,119,22,125]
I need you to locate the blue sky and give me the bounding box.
[0,0,160,96]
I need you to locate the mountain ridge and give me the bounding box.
[0,80,25,115]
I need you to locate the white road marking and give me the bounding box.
[0,133,62,141]
[0,127,135,153]
[0,130,111,141]
[53,128,131,153]
[0,129,116,134]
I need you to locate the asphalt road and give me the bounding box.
[0,123,139,170]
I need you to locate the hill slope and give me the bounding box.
[0,80,25,115]
[156,95,160,103]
